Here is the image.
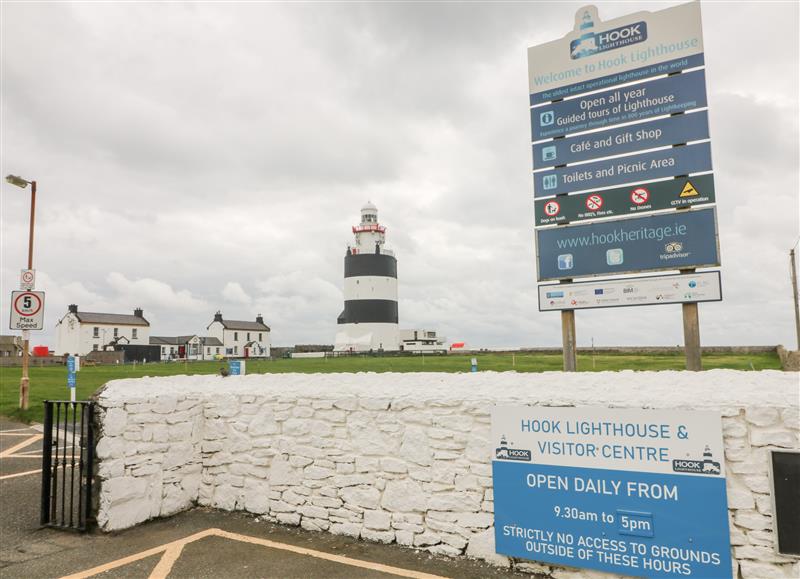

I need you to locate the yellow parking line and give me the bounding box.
[212,528,450,579]
[61,527,451,579]
[60,529,217,579]
[148,543,186,579]
[0,434,42,458]
[0,468,41,480]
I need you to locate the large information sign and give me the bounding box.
[492,406,732,578]
[529,2,720,293]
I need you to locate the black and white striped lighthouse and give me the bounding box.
[334,202,400,352]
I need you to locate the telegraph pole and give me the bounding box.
[791,248,800,350]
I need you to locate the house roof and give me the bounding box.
[150,335,198,346]
[201,337,223,347]
[0,335,22,350]
[218,320,270,332]
[74,312,150,326]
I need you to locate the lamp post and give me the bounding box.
[5,174,37,410]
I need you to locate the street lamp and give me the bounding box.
[5,174,37,410]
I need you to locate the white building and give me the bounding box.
[399,329,447,353]
[207,312,270,358]
[55,304,150,355]
[150,335,225,361]
[334,202,400,352]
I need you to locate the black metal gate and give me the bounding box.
[41,401,96,531]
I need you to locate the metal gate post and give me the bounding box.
[84,402,96,528]
[40,401,53,526]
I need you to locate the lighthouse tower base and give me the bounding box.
[334,323,400,353]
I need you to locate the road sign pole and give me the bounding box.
[561,309,577,372]
[20,180,36,410]
[20,330,30,409]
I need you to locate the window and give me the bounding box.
[93,344,99,351]
[216,348,220,354]
[93,327,99,338]
[114,328,119,338]
[132,329,138,339]
[162,347,166,355]
[259,333,262,341]
[247,332,250,341]
[234,332,238,341]
[234,346,238,354]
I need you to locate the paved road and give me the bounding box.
[1,418,526,579]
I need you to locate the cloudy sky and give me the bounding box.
[1,1,798,349]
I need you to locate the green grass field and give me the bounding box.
[0,351,781,424]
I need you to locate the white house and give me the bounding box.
[150,335,225,361]
[55,305,150,355]
[207,312,270,358]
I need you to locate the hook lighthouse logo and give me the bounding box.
[570,8,648,60]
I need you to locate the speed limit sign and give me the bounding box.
[9,291,45,330]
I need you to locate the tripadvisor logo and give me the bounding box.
[672,445,721,475]
[495,435,532,462]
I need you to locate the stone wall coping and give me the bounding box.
[96,370,798,409]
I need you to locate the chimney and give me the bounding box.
[214,311,223,323]
[134,307,144,318]
[256,314,264,325]
[68,304,78,314]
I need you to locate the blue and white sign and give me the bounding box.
[532,70,707,141]
[536,207,719,281]
[228,360,246,376]
[528,3,705,105]
[534,142,712,198]
[533,112,710,169]
[492,406,731,578]
[67,355,77,391]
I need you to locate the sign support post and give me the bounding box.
[20,330,30,408]
[681,268,702,370]
[561,309,576,371]
[682,302,702,371]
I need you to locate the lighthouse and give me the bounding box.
[334,202,400,352]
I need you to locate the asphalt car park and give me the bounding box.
[1,419,525,579]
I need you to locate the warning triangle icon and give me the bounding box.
[679,181,699,197]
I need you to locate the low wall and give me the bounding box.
[94,371,799,578]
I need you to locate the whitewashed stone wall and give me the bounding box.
[94,371,799,578]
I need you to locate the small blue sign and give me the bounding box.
[67,374,76,387]
[533,112,710,170]
[536,208,719,281]
[228,360,245,376]
[67,356,76,373]
[534,142,712,198]
[532,70,707,140]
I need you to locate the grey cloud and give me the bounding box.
[2,1,798,350]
